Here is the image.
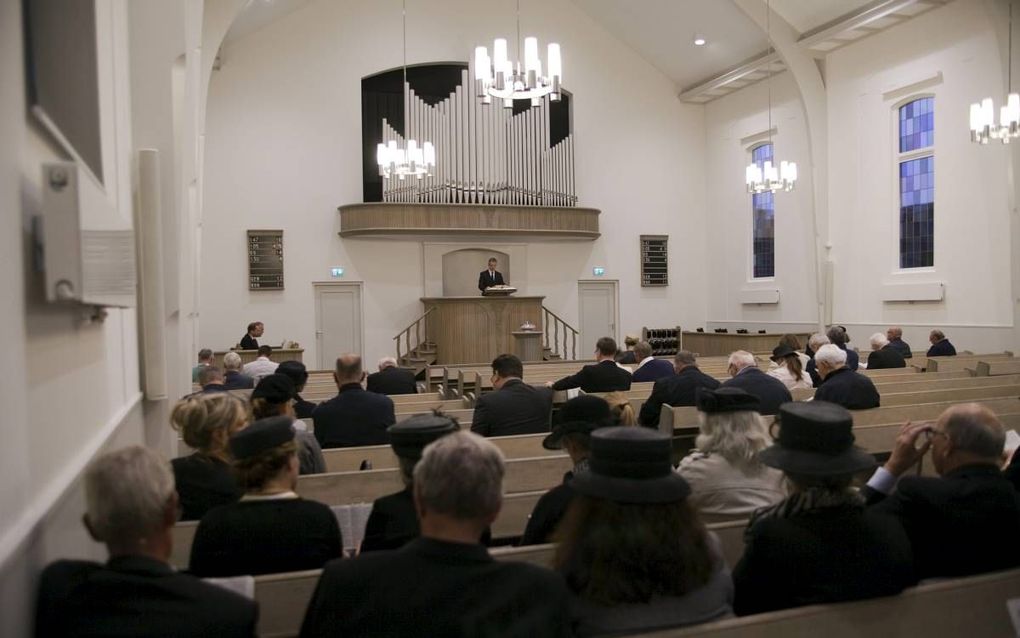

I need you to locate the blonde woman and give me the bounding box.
[604,391,637,426]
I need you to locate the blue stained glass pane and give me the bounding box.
[899,97,934,152]
[751,143,775,278]
[899,156,934,268]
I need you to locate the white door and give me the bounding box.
[314,282,363,369]
[577,281,618,356]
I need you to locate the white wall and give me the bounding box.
[199,0,708,367]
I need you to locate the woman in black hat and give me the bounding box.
[553,427,733,636]
[250,373,326,474]
[766,344,812,390]
[732,401,915,616]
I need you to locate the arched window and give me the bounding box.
[897,97,934,268]
[751,143,775,278]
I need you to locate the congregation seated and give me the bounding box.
[35,446,257,637]
[615,334,639,364]
[638,350,720,427]
[864,403,1020,579]
[366,356,418,395]
[276,359,317,418]
[733,402,915,616]
[813,344,881,410]
[866,332,907,370]
[604,391,637,425]
[676,388,785,518]
[826,325,859,370]
[766,344,812,390]
[242,345,278,383]
[192,348,213,383]
[222,352,254,390]
[553,427,733,636]
[312,353,396,449]
[360,412,459,552]
[170,393,247,521]
[300,431,572,637]
[251,374,326,474]
[926,328,957,357]
[804,332,830,387]
[189,417,342,577]
[766,334,810,371]
[720,350,791,416]
[520,395,612,546]
[549,337,632,393]
[195,366,228,394]
[631,341,674,382]
[471,353,553,437]
[886,326,912,359]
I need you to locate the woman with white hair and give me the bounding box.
[866,332,906,370]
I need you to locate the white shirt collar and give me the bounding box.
[636,356,655,369]
[241,491,299,502]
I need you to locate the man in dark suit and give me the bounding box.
[866,332,906,370]
[312,354,396,448]
[471,354,553,437]
[240,321,263,350]
[366,357,418,395]
[196,366,228,394]
[720,350,791,416]
[813,344,880,410]
[549,337,632,392]
[631,341,676,383]
[639,351,720,427]
[222,352,255,390]
[35,446,257,637]
[477,257,506,293]
[863,403,1020,579]
[926,329,957,357]
[300,431,572,637]
[886,326,912,359]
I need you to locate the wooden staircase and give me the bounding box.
[542,306,578,361]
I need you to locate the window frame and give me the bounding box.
[892,94,936,273]
[748,141,776,281]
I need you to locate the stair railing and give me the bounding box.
[394,307,436,362]
[542,306,579,360]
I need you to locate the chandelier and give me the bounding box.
[970,3,1019,144]
[473,0,563,107]
[745,0,796,194]
[376,0,435,179]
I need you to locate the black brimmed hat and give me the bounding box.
[252,374,296,404]
[276,360,309,386]
[543,395,613,450]
[771,344,797,361]
[758,401,875,476]
[387,413,459,460]
[570,426,691,504]
[696,387,760,414]
[229,415,295,460]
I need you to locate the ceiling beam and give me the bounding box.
[678,51,782,101]
[797,0,932,49]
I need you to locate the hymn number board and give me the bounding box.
[248,230,284,290]
[640,235,668,287]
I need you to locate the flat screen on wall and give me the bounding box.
[23,0,104,186]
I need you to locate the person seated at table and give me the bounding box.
[189,416,342,577]
[766,345,813,391]
[813,344,880,410]
[250,373,326,474]
[276,360,317,418]
[631,341,675,383]
[548,337,632,393]
[866,332,906,370]
[638,351,720,427]
[926,329,957,357]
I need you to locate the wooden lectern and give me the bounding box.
[421,296,544,365]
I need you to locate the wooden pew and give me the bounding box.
[976,360,1020,377]
[924,352,1014,373]
[321,432,559,472]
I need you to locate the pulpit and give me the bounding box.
[421,296,545,365]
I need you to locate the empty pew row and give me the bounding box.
[922,352,1015,373]
[977,359,1020,377]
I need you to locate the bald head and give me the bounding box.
[335,354,365,386]
[939,403,1005,461]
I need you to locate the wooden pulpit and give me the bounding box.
[421,296,545,365]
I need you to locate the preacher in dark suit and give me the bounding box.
[240,321,263,350]
[472,354,553,437]
[862,403,1020,580]
[719,350,791,416]
[630,341,676,383]
[639,351,721,427]
[313,354,396,449]
[549,337,632,393]
[926,329,957,357]
[300,431,573,637]
[478,257,506,292]
[35,446,257,637]
[366,357,418,395]
[866,332,906,370]
[813,344,880,410]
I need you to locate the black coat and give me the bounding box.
[300,537,572,638]
[189,498,343,577]
[867,464,1020,579]
[366,367,418,395]
[927,339,957,357]
[360,488,419,553]
[732,505,915,616]
[35,555,257,637]
[551,360,632,393]
[478,269,506,292]
[887,338,912,359]
[639,366,721,426]
[866,345,906,370]
[471,379,553,437]
[719,368,792,416]
[312,383,396,449]
[239,334,258,350]
[223,371,255,390]
[813,367,880,410]
[294,394,317,419]
[632,358,676,383]
[519,473,575,546]
[171,454,242,522]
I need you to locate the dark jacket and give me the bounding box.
[367,366,418,395]
[813,367,880,410]
[887,338,912,359]
[632,358,675,383]
[732,504,915,616]
[200,383,229,394]
[360,488,419,553]
[223,371,255,390]
[240,334,258,350]
[927,339,957,357]
[551,360,632,393]
[471,379,553,437]
[312,383,396,449]
[807,346,860,387]
[478,269,506,292]
[171,454,242,522]
[35,555,257,637]
[519,472,575,546]
[867,345,906,370]
[294,394,317,419]
[867,464,1020,579]
[300,537,572,638]
[616,351,637,364]
[720,368,792,416]
[189,498,343,577]
[639,366,721,426]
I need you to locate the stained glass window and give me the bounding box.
[899,97,934,153]
[751,143,775,278]
[898,98,934,268]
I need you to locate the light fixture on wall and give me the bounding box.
[745,0,797,194]
[473,0,563,107]
[969,3,1019,144]
[376,0,436,180]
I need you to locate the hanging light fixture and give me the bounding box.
[377,0,435,180]
[970,3,1020,144]
[745,0,797,194]
[473,0,562,107]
